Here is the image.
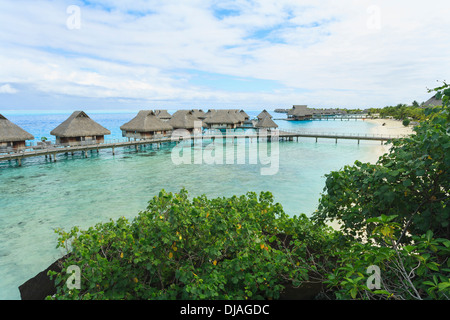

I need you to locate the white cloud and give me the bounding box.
[0,84,18,94]
[0,0,449,110]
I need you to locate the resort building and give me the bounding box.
[0,114,34,151]
[239,110,250,121]
[257,109,272,120]
[255,116,278,131]
[120,110,173,140]
[154,110,172,121]
[203,109,241,130]
[422,95,443,107]
[287,105,314,120]
[50,111,111,145]
[168,110,204,134]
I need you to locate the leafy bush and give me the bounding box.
[312,83,450,300]
[314,107,449,241]
[48,189,335,300]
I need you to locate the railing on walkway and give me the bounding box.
[0,129,409,163]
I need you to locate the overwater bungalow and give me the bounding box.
[50,111,110,145]
[154,110,172,121]
[239,110,250,121]
[287,105,314,120]
[120,110,173,140]
[203,109,240,130]
[168,110,204,134]
[0,114,34,152]
[255,116,278,131]
[257,109,272,120]
[228,109,246,126]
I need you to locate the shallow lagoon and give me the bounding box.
[0,112,388,299]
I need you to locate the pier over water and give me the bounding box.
[0,129,406,166]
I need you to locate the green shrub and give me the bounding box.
[48,189,335,300]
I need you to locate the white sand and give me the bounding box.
[365,118,414,137]
[362,118,414,160]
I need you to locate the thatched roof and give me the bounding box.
[257,110,272,119]
[190,109,206,119]
[288,105,314,117]
[255,116,278,129]
[120,110,173,132]
[50,111,111,138]
[239,110,250,120]
[0,114,34,142]
[168,110,204,129]
[423,95,443,107]
[154,110,172,119]
[228,109,245,123]
[204,110,241,125]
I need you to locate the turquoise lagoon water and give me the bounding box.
[0,111,389,299]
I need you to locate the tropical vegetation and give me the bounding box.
[48,83,450,300]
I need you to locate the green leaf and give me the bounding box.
[437,282,450,291]
[350,287,358,299]
[402,179,412,187]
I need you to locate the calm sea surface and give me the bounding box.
[0,111,388,299]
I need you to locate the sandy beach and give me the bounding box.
[364,118,414,137]
[361,118,415,163]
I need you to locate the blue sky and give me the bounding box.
[0,0,449,113]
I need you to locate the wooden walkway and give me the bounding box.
[0,130,406,166]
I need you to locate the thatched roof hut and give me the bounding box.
[287,105,314,120]
[121,110,173,139]
[239,110,250,121]
[51,111,110,144]
[255,116,278,129]
[204,109,241,129]
[154,110,172,120]
[228,109,245,124]
[168,110,204,132]
[0,114,34,150]
[0,114,34,143]
[257,109,272,120]
[423,95,443,107]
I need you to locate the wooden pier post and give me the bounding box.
[112,146,115,155]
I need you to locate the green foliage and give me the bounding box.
[314,106,450,241]
[48,189,335,300]
[323,224,450,300]
[402,118,410,127]
[312,82,450,300]
[47,83,450,300]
